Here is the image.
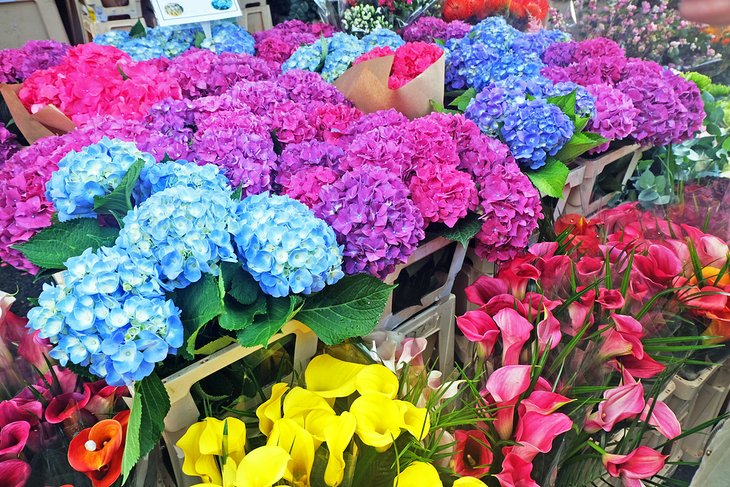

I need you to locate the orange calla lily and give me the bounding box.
[68,411,129,487]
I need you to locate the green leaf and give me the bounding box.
[296,275,394,345]
[449,87,477,112]
[236,295,303,347]
[219,293,267,331]
[429,99,459,114]
[171,274,224,357]
[12,219,119,270]
[193,31,206,48]
[121,372,170,481]
[116,65,129,81]
[554,132,607,163]
[231,184,243,201]
[547,90,577,120]
[93,158,145,224]
[439,212,482,247]
[129,19,147,38]
[220,262,259,306]
[526,159,570,199]
[574,115,590,133]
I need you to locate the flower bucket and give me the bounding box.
[333,53,445,119]
[379,236,467,331]
[134,321,318,487]
[562,144,644,216]
[0,83,75,143]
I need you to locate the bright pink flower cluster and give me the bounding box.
[18,44,181,124]
[351,42,444,90]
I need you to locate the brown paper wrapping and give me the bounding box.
[333,53,445,120]
[1,84,75,144]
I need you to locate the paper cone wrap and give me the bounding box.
[1,84,75,144]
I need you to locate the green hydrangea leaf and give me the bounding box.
[527,158,570,199]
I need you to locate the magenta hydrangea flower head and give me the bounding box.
[622,58,663,79]
[661,70,705,141]
[276,140,344,188]
[409,162,478,228]
[474,158,543,263]
[340,125,416,180]
[0,127,21,164]
[310,103,363,143]
[572,37,625,60]
[408,114,461,170]
[314,165,425,278]
[167,49,276,98]
[219,80,289,117]
[283,166,340,209]
[277,69,350,106]
[265,100,318,145]
[192,111,276,196]
[586,84,639,153]
[337,109,409,147]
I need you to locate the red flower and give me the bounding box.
[68,410,129,487]
[596,289,625,311]
[453,429,493,477]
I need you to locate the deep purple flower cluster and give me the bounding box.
[276,140,344,188]
[0,40,70,83]
[586,84,639,153]
[402,16,470,43]
[277,70,350,106]
[314,165,425,278]
[474,158,543,263]
[0,127,21,164]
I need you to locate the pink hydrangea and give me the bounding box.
[353,46,395,65]
[219,80,289,117]
[340,125,416,179]
[283,166,340,209]
[266,100,318,145]
[18,44,181,124]
[474,158,543,263]
[407,115,461,170]
[338,109,409,146]
[389,42,444,90]
[277,69,350,106]
[0,127,21,164]
[622,58,663,79]
[409,162,478,227]
[310,103,363,143]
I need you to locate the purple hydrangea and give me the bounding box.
[408,116,461,170]
[0,40,70,83]
[277,69,349,106]
[283,166,340,209]
[475,158,543,263]
[314,165,425,278]
[192,112,276,195]
[543,56,627,87]
[341,125,416,180]
[276,140,344,188]
[622,58,663,79]
[573,38,625,60]
[402,16,470,43]
[586,84,639,152]
[501,99,574,170]
[218,80,289,117]
[661,70,705,142]
[542,42,577,67]
[0,127,21,163]
[265,100,318,145]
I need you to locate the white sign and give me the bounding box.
[151,0,242,27]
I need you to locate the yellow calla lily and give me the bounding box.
[268,418,315,485]
[199,417,247,463]
[257,383,290,436]
[395,400,430,441]
[178,422,222,484]
[235,445,290,487]
[322,412,356,487]
[393,462,442,487]
[350,394,403,451]
[283,387,336,431]
[305,355,367,398]
[453,478,488,487]
[355,364,400,399]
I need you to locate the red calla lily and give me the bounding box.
[452,429,493,477]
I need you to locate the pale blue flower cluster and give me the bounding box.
[231,193,344,297]
[27,246,183,386]
[133,160,230,205]
[46,137,154,222]
[116,187,239,290]
[283,30,406,82]
[362,28,405,52]
[201,21,255,55]
[501,99,575,170]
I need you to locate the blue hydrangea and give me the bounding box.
[201,21,255,55]
[46,137,155,222]
[501,99,575,170]
[282,41,326,73]
[321,33,365,82]
[116,187,238,290]
[133,160,231,205]
[445,37,499,90]
[361,28,405,52]
[543,81,597,119]
[95,26,193,60]
[511,29,571,58]
[231,193,344,297]
[480,51,544,90]
[464,85,513,136]
[212,0,233,9]
[469,17,520,51]
[26,246,182,386]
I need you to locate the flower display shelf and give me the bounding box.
[561,144,645,217]
[379,236,467,331]
[75,0,145,41]
[238,0,273,33]
[140,321,318,487]
[390,294,456,377]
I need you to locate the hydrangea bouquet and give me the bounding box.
[16,137,395,479]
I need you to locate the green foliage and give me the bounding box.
[438,212,483,247]
[527,159,570,199]
[13,219,119,270]
[93,158,145,225]
[129,19,147,39]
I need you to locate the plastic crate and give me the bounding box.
[237,0,273,32]
[379,236,466,331]
[75,0,144,41]
[389,294,456,377]
[142,321,318,487]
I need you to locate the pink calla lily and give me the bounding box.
[0,421,30,460]
[521,391,573,415]
[611,354,666,379]
[0,459,31,487]
[536,308,561,352]
[484,366,531,440]
[84,382,128,420]
[602,446,667,485]
[494,451,540,487]
[494,308,532,366]
[498,258,540,300]
[565,301,593,336]
[576,256,604,284]
[0,399,42,428]
[596,289,625,311]
[585,373,645,433]
[465,276,509,307]
[640,399,681,440]
[396,338,428,369]
[45,387,91,424]
[512,411,572,461]
[528,242,558,258]
[536,254,572,296]
[456,310,500,357]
